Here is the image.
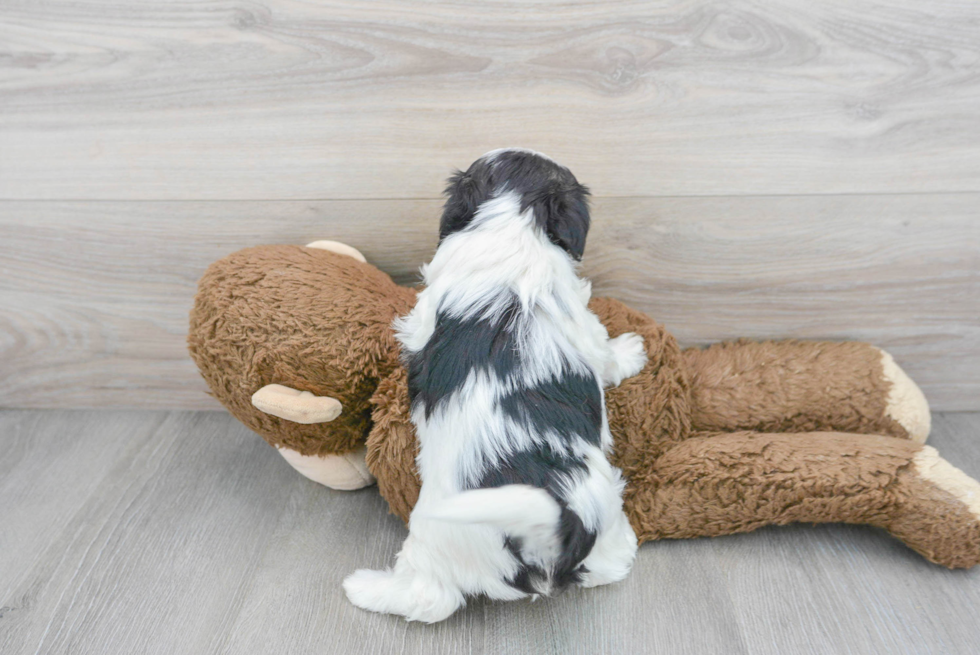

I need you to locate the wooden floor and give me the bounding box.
[1,409,978,654]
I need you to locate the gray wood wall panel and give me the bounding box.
[2,1,979,199]
[2,0,978,412]
[2,409,979,654]
[1,194,977,411]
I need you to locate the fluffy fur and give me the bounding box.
[343,149,647,622]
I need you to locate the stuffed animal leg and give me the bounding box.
[627,431,980,568]
[683,340,931,442]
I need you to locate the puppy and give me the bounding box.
[343,148,647,622]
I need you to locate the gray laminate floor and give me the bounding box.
[1,410,979,655]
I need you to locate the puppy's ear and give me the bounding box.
[439,168,490,241]
[530,181,591,260]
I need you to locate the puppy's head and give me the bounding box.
[440,148,591,260]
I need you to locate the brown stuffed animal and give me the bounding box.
[188,241,980,569]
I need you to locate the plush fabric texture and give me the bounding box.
[188,245,415,456]
[189,245,980,569]
[684,340,907,439]
[627,431,980,568]
[366,367,420,522]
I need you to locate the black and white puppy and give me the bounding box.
[343,148,647,622]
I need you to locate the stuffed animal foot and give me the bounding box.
[877,348,931,443]
[890,446,980,568]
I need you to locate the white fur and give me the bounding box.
[344,182,646,622]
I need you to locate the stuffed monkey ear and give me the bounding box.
[251,384,342,424]
[535,180,591,261]
[439,167,491,241]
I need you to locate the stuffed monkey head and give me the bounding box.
[188,243,417,467]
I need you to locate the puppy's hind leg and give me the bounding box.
[344,540,464,622]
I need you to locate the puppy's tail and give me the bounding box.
[415,485,561,549]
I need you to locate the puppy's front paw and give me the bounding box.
[606,332,648,386]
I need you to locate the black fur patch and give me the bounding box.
[500,369,603,447]
[503,536,546,594]
[406,295,521,418]
[439,150,591,260]
[552,506,596,590]
[476,445,589,497]
[439,158,493,241]
[477,446,597,593]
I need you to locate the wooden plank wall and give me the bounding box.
[1,1,978,410]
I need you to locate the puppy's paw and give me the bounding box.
[343,568,462,623]
[579,511,638,588]
[605,332,648,386]
[344,568,402,616]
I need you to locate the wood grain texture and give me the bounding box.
[710,411,980,655]
[0,411,302,655]
[2,194,977,410]
[1,0,979,199]
[1,409,979,654]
